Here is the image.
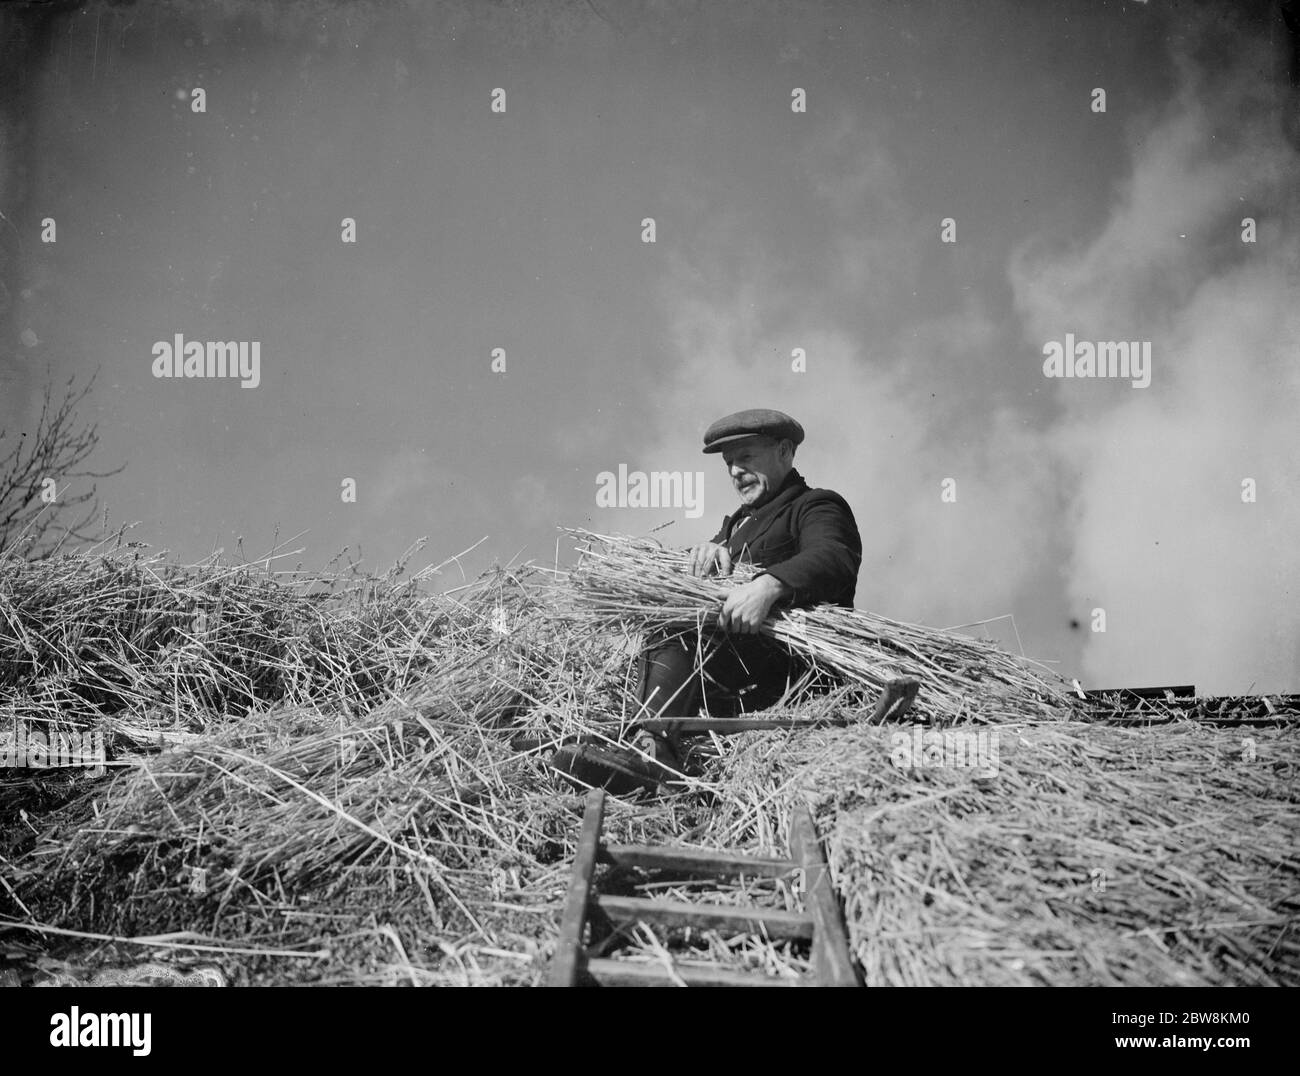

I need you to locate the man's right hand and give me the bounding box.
[688,541,733,578]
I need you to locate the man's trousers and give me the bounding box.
[632,628,806,720]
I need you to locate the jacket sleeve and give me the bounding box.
[759,492,861,606]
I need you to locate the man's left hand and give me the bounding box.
[718,574,792,635]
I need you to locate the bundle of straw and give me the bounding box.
[560,530,1071,722]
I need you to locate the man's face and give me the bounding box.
[721,437,792,509]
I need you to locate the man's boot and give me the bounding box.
[546,632,697,795]
[548,729,682,796]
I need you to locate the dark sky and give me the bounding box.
[1,0,1297,693]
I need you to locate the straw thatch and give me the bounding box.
[699,717,1299,986]
[1,532,1295,986]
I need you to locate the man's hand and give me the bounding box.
[688,541,733,578]
[718,574,792,635]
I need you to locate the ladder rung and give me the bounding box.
[599,843,796,879]
[584,957,803,988]
[594,894,814,940]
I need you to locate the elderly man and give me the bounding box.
[550,408,862,794]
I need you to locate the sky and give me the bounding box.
[1,0,1297,693]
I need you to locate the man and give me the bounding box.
[550,408,862,794]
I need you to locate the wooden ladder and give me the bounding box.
[549,787,858,987]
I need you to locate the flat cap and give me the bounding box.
[702,408,805,453]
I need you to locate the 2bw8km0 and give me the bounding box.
[1181,1013,1249,1024]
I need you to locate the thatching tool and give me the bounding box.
[549,788,859,987]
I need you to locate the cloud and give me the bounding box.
[366,447,452,521]
[1009,31,1300,693]
[808,113,924,306]
[640,30,1299,695]
[641,118,1060,627]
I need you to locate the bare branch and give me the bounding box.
[0,371,125,558]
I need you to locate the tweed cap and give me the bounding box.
[702,408,805,454]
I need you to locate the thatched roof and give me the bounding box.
[1,535,1295,986]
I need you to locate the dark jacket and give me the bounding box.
[710,469,861,607]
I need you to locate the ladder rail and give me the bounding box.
[549,788,606,988]
[790,804,859,987]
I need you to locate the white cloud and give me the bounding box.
[641,41,1299,695]
[647,230,1056,627]
[367,447,445,518]
[1009,53,1300,693]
